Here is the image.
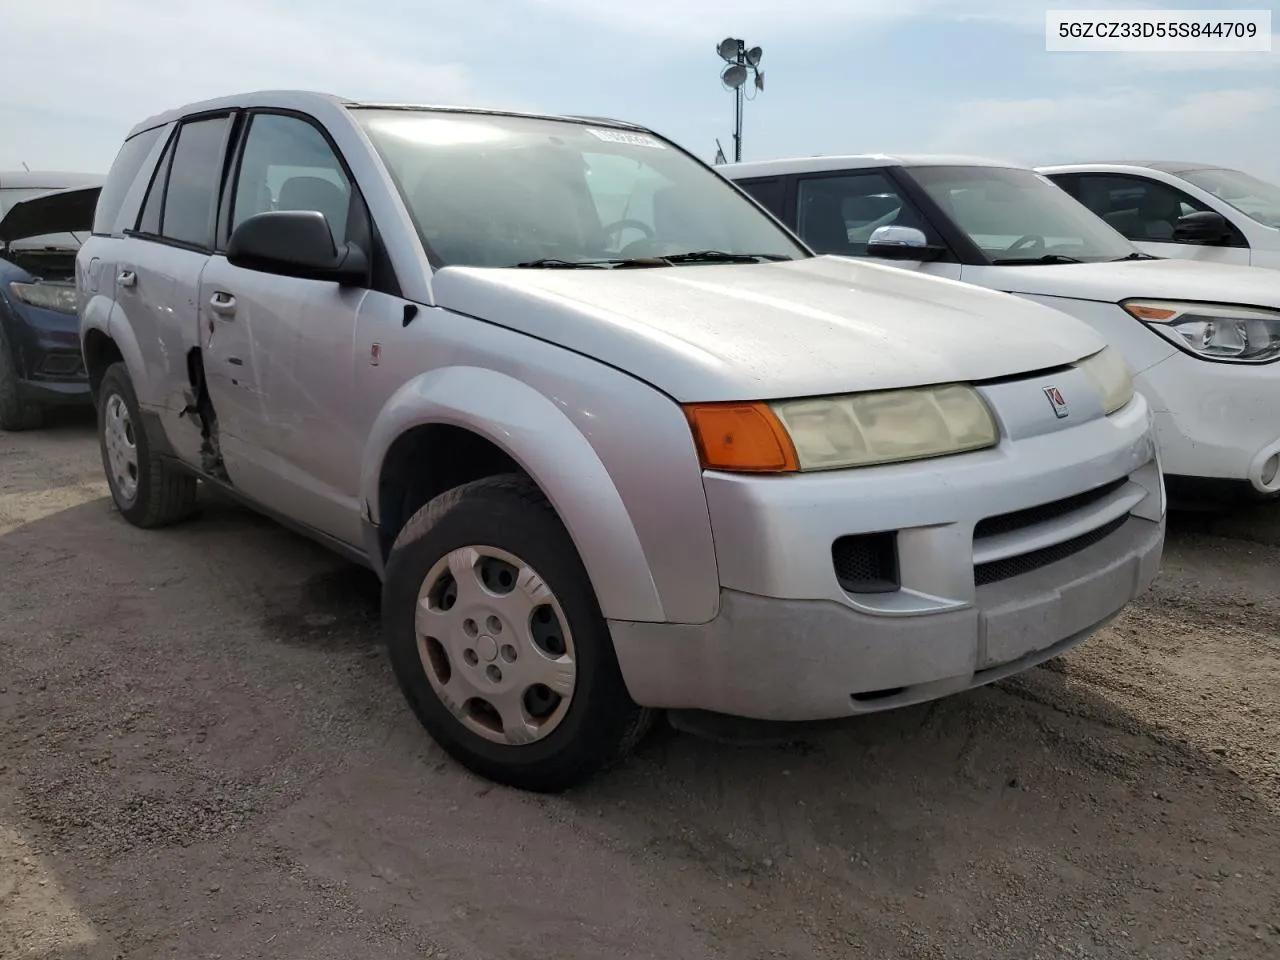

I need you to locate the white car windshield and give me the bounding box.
[907,165,1139,264]
[1180,167,1280,229]
[353,109,808,268]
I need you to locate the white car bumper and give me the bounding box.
[1137,350,1280,495]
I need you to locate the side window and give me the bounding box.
[136,132,176,236]
[230,113,353,245]
[93,127,163,236]
[738,177,786,219]
[795,172,935,256]
[1074,174,1211,243]
[156,116,231,247]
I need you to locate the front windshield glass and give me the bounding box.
[1180,168,1280,229]
[907,165,1138,264]
[352,109,808,268]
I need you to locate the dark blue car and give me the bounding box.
[0,172,103,430]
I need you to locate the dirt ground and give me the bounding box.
[1,410,1278,960]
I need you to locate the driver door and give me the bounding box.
[791,171,963,280]
[1065,173,1251,266]
[201,110,369,546]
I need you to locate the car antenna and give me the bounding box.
[20,161,29,171]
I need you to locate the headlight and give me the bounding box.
[684,384,998,473]
[1123,299,1280,364]
[8,281,77,315]
[1075,345,1134,415]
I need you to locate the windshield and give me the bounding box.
[352,109,808,268]
[1180,167,1280,229]
[906,165,1138,264]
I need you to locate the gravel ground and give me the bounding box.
[2,409,1278,960]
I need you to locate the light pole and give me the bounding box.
[715,38,764,163]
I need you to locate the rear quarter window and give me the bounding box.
[93,127,164,236]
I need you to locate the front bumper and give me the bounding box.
[610,395,1165,722]
[1137,350,1280,494]
[1,298,90,404]
[611,516,1161,721]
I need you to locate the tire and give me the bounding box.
[98,361,198,528]
[382,473,653,792]
[0,324,43,431]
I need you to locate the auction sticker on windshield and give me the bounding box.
[585,128,666,149]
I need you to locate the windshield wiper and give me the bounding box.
[660,250,792,264]
[513,257,671,269]
[1109,252,1159,262]
[989,253,1084,265]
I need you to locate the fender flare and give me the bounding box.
[362,366,665,623]
[82,294,147,398]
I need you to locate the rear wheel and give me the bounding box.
[382,474,652,792]
[0,325,43,431]
[98,362,198,528]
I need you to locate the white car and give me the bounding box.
[1037,161,1280,270]
[723,154,1280,502]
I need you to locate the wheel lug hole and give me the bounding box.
[463,649,479,666]
[500,644,517,663]
[486,665,502,683]
[463,619,478,638]
[486,615,502,635]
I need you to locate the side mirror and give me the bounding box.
[1172,210,1230,245]
[226,210,369,285]
[866,224,946,262]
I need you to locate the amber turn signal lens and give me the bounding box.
[683,402,799,473]
[1124,304,1177,321]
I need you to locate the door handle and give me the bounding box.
[118,269,137,288]
[209,291,237,316]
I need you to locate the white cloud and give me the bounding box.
[925,86,1280,181]
[0,0,480,170]
[531,0,1170,40]
[1108,39,1279,73]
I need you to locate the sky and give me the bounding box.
[3,0,1277,181]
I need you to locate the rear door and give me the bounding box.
[111,114,235,465]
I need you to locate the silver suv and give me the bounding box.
[77,91,1165,791]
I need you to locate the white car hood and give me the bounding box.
[972,257,1280,308]
[430,255,1105,402]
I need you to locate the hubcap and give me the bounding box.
[415,546,577,746]
[103,393,139,503]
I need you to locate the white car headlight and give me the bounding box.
[1075,345,1134,415]
[1123,299,1280,364]
[770,384,998,470]
[9,281,78,315]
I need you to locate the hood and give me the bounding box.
[968,257,1280,308]
[430,255,1106,402]
[0,184,101,245]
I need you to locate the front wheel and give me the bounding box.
[382,474,652,792]
[98,362,198,528]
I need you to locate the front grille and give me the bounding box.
[974,515,1127,586]
[832,531,899,594]
[974,477,1127,540]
